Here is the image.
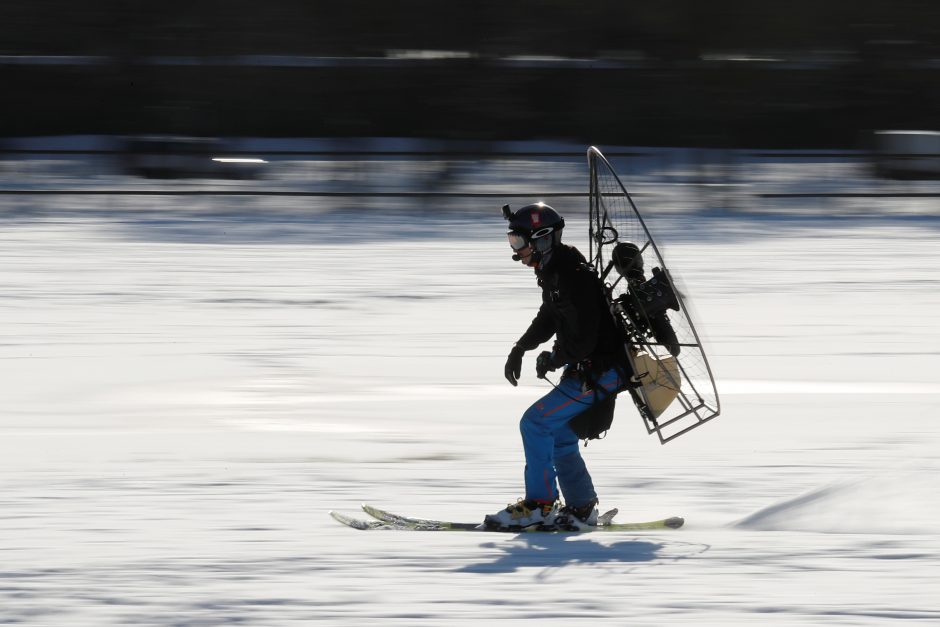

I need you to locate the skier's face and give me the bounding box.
[508,232,538,267]
[515,244,538,267]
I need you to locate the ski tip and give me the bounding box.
[665,516,685,529]
[330,510,373,530]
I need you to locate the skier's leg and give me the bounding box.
[553,426,596,508]
[520,410,560,503]
[519,374,586,503]
[520,368,621,502]
[551,367,624,508]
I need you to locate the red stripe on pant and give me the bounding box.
[543,388,594,417]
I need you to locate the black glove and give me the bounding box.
[504,345,525,386]
[535,351,557,379]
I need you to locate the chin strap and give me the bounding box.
[511,249,545,264]
[536,249,552,269]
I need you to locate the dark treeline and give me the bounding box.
[2,1,938,146]
[3,1,938,57]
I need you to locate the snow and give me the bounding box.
[1,148,940,624]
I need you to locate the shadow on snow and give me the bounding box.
[457,534,668,575]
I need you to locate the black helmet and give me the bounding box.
[502,202,565,261]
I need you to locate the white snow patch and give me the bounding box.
[735,472,940,534]
[721,379,940,395]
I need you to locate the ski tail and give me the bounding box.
[606,516,685,531]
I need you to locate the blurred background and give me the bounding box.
[1,0,938,204]
[1,0,938,145]
[0,0,940,148]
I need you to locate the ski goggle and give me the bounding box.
[507,232,529,251]
[508,227,555,251]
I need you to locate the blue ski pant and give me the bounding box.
[521,367,623,508]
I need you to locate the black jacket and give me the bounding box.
[516,243,626,374]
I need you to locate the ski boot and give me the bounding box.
[484,498,558,531]
[554,499,599,531]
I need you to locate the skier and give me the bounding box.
[485,202,630,531]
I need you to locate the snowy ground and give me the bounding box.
[1,149,940,625]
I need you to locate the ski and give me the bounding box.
[330,509,477,531]
[328,504,684,532]
[364,503,619,529]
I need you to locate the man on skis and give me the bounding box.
[485,203,630,531]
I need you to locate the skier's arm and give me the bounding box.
[548,266,600,367]
[515,302,555,351]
